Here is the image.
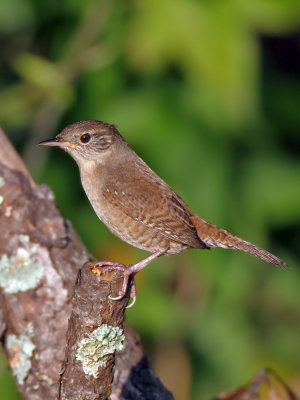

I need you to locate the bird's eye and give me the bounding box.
[80,133,91,143]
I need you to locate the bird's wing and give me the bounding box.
[102,161,208,249]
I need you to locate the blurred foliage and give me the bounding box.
[215,369,298,400]
[0,0,300,399]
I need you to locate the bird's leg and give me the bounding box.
[95,249,166,306]
[127,249,167,275]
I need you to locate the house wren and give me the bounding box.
[39,120,286,305]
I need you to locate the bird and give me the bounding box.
[39,120,286,306]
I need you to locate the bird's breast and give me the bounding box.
[79,165,187,254]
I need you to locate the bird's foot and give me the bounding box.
[110,278,137,308]
[94,261,136,308]
[94,249,166,308]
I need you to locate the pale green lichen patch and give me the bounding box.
[0,238,44,293]
[0,177,5,187]
[19,235,30,244]
[26,322,34,337]
[35,373,53,385]
[76,324,125,378]
[6,334,36,385]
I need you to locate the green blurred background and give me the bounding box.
[0,0,299,398]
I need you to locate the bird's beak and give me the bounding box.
[38,137,72,147]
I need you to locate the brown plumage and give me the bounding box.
[39,120,286,304]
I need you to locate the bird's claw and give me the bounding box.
[94,250,165,308]
[108,294,124,301]
[94,261,137,307]
[108,280,136,308]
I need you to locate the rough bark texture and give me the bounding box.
[59,263,130,400]
[0,127,174,400]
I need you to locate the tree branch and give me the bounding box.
[59,263,130,400]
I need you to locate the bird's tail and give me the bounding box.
[190,214,287,268]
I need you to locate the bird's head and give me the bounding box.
[39,120,125,165]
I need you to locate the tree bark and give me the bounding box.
[0,127,174,400]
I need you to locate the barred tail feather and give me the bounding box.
[190,215,287,268]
